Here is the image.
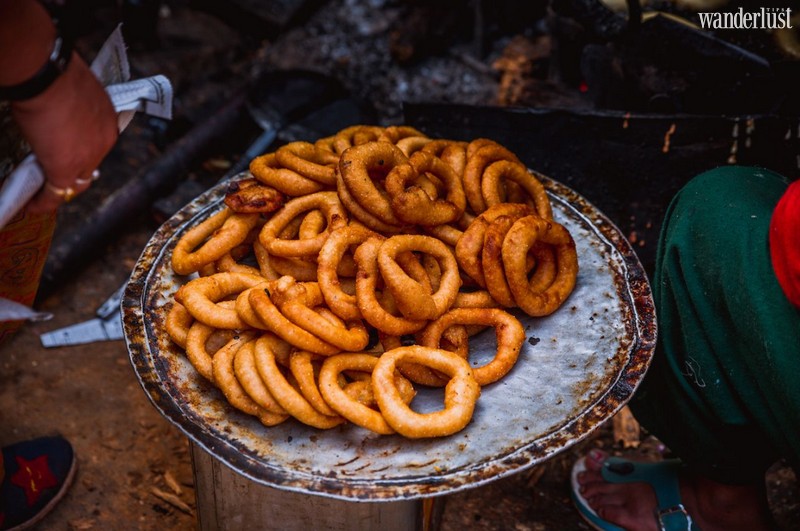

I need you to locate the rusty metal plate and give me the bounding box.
[123,174,656,501]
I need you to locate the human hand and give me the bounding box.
[11,52,118,214]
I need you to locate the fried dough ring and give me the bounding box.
[166,301,193,348]
[354,237,427,335]
[422,139,468,178]
[380,334,452,387]
[258,213,323,280]
[332,125,385,154]
[248,286,341,355]
[289,351,339,417]
[378,125,427,144]
[275,141,340,186]
[234,337,288,416]
[419,308,525,385]
[372,346,480,438]
[314,135,336,153]
[452,289,500,309]
[215,251,262,277]
[273,280,370,352]
[318,224,381,321]
[177,272,266,329]
[385,151,466,226]
[377,235,461,321]
[489,218,558,302]
[171,208,260,276]
[481,161,552,220]
[319,353,415,435]
[297,209,327,239]
[252,335,344,429]
[463,141,523,215]
[342,379,375,406]
[249,152,325,196]
[527,245,558,293]
[184,320,234,382]
[338,142,408,227]
[482,215,520,307]
[502,215,578,316]
[341,373,416,407]
[234,285,272,330]
[213,333,286,426]
[267,254,319,281]
[395,136,432,156]
[335,167,404,233]
[455,203,535,287]
[258,192,347,258]
[224,178,286,214]
[424,223,463,247]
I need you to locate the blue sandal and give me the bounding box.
[0,437,77,530]
[571,455,700,531]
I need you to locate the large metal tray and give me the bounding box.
[122,175,656,501]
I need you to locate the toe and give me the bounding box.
[585,449,609,471]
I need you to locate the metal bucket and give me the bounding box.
[122,174,656,527]
[191,442,442,530]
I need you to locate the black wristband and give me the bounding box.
[0,26,74,101]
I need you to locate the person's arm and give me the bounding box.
[0,0,118,213]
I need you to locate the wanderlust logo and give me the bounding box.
[698,7,793,29]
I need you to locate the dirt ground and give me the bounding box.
[1,1,799,529]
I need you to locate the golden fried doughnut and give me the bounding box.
[224,178,286,214]
[354,237,428,335]
[249,152,325,196]
[463,140,523,214]
[377,235,461,321]
[177,272,266,329]
[419,308,525,385]
[252,335,344,429]
[248,286,341,355]
[372,346,480,438]
[319,353,415,435]
[481,161,552,220]
[258,192,347,258]
[213,332,287,426]
[165,301,193,348]
[289,350,340,417]
[233,338,288,416]
[275,141,340,186]
[385,151,466,226]
[332,125,385,154]
[171,208,260,276]
[338,142,409,227]
[455,203,535,287]
[502,215,578,316]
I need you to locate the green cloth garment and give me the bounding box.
[630,166,800,485]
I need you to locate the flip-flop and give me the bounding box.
[571,455,701,531]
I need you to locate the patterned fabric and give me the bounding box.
[631,166,800,484]
[0,102,57,344]
[0,103,29,179]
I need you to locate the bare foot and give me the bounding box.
[576,449,774,531]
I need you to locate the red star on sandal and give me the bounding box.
[10,454,60,507]
[0,437,77,530]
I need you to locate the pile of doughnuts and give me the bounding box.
[164,125,579,438]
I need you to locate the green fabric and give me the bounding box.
[631,166,800,484]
